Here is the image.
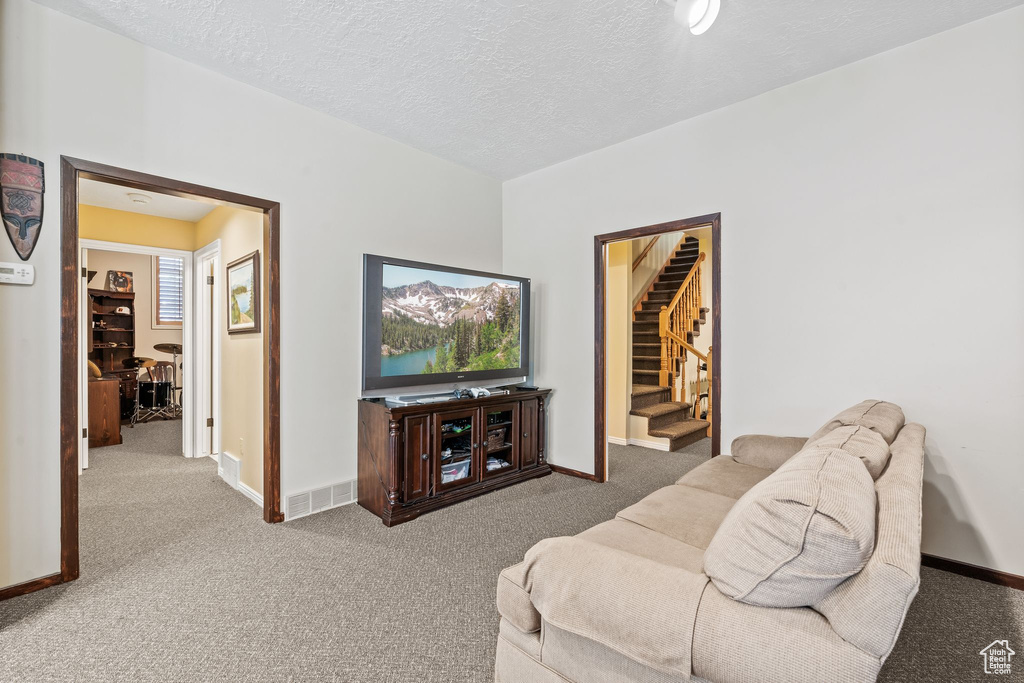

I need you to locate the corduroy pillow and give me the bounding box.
[703,446,876,608]
[807,400,906,446]
[807,425,891,480]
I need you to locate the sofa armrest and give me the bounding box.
[519,536,709,677]
[496,562,541,634]
[730,434,808,471]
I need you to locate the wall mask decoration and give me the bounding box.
[226,250,261,334]
[0,154,45,261]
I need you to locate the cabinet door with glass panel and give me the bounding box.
[433,408,481,492]
[482,403,519,478]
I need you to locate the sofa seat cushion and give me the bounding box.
[808,424,890,480]
[617,484,736,550]
[703,447,877,608]
[807,399,906,445]
[578,519,705,573]
[521,536,709,678]
[676,455,772,499]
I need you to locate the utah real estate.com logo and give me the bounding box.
[979,640,1015,675]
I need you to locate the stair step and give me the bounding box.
[630,401,694,430]
[630,385,670,411]
[632,369,661,386]
[649,418,711,450]
[632,355,661,370]
[633,342,661,351]
[630,401,691,418]
[632,385,667,397]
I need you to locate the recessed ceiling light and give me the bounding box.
[666,0,721,35]
[127,192,151,205]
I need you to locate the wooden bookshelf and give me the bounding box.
[88,289,137,420]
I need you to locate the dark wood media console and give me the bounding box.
[357,388,551,526]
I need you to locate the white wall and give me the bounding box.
[0,0,502,589]
[504,8,1024,575]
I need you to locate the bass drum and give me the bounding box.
[139,381,172,409]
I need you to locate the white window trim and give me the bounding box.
[152,254,184,329]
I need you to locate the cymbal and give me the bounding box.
[154,343,183,355]
[122,357,156,369]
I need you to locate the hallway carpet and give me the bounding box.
[1,422,1021,682]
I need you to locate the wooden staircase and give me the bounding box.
[630,236,710,451]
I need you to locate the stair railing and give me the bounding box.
[658,252,712,434]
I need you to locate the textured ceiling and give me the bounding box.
[34,0,1024,179]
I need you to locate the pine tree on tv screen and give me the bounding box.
[379,265,522,377]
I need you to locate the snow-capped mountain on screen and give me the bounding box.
[382,280,518,327]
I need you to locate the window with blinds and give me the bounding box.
[153,255,184,327]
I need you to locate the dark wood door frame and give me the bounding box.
[594,213,721,482]
[54,156,283,589]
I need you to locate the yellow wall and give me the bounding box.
[605,241,632,441]
[196,205,266,494]
[79,204,198,250]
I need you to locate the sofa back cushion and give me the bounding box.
[703,447,876,608]
[807,399,905,445]
[808,425,890,480]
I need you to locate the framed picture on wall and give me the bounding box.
[226,250,261,335]
[107,270,134,292]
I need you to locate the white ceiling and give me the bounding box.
[79,178,217,222]
[37,0,1023,179]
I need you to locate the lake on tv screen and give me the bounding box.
[380,265,522,377]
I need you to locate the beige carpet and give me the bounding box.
[0,421,1021,682]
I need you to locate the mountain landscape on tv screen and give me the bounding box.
[380,279,521,376]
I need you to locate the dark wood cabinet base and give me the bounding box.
[358,388,551,526]
[376,465,551,526]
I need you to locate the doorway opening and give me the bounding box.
[58,157,282,587]
[594,213,721,482]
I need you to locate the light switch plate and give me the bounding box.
[0,262,34,285]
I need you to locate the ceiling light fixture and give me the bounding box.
[126,192,151,205]
[662,0,721,35]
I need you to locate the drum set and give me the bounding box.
[123,342,183,424]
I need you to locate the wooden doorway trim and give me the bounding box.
[57,157,283,586]
[594,213,721,482]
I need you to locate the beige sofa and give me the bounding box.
[495,400,925,683]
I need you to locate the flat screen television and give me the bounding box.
[362,254,531,394]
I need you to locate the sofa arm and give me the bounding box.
[496,562,541,634]
[730,434,808,471]
[519,536,709,677]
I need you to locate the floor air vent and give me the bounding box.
[332,481,354,506]
[311,486,332,513]
[287,492,311,519]
[284,479,357,520]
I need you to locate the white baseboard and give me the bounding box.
[238,480,263,507]
[606,435,628,446]
[219,451,240,488]
[626,437,671,451]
